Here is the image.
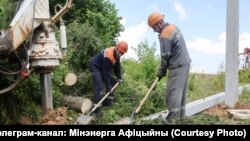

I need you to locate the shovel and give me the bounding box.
[75,82,120,125]
[111,77,158,125]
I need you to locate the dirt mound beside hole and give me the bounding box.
[40,107,68,125]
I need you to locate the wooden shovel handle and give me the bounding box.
[88,82,120,115]
[134,77,159,114]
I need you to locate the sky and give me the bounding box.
[109,0,250,74]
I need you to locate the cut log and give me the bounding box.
[63,96,92,113]
[64,73,77,86]
[81,98,93,114]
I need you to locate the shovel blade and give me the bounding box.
[130,111,137,119]
[75,114,93,125]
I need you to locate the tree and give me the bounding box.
[0,0,16,29]
[126,39,160,85]
[49,0,123,47]
[66,22,102,72]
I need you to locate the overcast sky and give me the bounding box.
[110,0,250,74]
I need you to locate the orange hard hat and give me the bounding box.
[148,12,164,27]
[116,41,128,53]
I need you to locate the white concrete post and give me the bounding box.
[225,0,239,107]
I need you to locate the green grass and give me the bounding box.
[90,71,250,125]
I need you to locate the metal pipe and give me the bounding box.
[40,73,53,114]
[60,20,67,56]
[55,4,67,56]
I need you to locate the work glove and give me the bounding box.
[107,87,113,94]
[116,79,123,83]
[103,95,114,107]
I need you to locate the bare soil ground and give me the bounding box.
[39,107,68,125]
[204,102,250,117]
[18,107,68,125]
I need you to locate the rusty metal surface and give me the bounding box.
[30,59,60,69]
[50,0,73,24]
[7,0,72,51]
[29,30,62,69]
[9,0,50,50]
[29,31,62,59]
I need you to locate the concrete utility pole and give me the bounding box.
[225,0,239,107]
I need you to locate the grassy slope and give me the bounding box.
[93,71,250,125]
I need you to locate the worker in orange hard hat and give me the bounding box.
[148,11,191,122]
[89,41,128,117]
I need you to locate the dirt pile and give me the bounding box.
[40,107,68,125]
[204,102,250,117]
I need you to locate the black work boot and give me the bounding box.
[92,104,103,117]
[103,96,114,107]
[103,100,112,107]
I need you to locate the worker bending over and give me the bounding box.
[89,41,128,116]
